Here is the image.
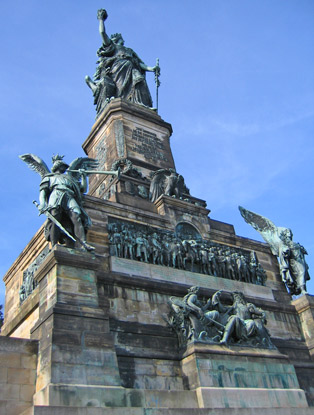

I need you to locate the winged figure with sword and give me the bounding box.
[20,153,119,251]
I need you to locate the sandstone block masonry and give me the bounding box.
[0,336,38,415]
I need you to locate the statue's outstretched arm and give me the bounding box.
[133,51,159,73]
[139,61,160,74]
[140,62,154,72]
[97,9,110,45]
[38,188,48,213]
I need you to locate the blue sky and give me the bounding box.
[1,1,313,308]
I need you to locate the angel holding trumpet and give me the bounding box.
[19,153,119,251]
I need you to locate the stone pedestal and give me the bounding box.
[30,247,121,407]
[292,294,314,358]
[82,99,175,199]
[2,98,314,414]
[181,343,308,409]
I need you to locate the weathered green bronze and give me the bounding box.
[19,153,119,251]
[168,287,274,349]
[33,200,76,242]
[19,246,50,303]
[85,8,160,117]
[149,168,189,202]
[219,291,272,347]
[107,217,267,285]
[239,206,310,296]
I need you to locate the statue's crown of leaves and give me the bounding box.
[111,33,122,40]
[52,154,65,163]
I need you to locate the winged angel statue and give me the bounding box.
[20,154,99,251]
[239,206,310,296]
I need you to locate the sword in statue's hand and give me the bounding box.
[33,200,77,243]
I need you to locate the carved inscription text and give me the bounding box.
[131,128,168,162]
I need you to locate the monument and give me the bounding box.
[1,8,314,415]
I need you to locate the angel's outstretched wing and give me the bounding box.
[239,206,282,256]
[67,157,99,180]
[19,153,50,178]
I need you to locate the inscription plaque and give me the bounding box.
[131,128,168,162]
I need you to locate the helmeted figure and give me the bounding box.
[86,9,159,117]
[239,206,310,295]
[19,153,98,251]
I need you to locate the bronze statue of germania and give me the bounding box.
[85,9,160,117]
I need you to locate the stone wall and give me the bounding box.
[0,336,38,415]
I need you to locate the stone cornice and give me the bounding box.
[292,294,314,313]
[182,342,290,360]
[154,194,211,216]
[84,194,170,227]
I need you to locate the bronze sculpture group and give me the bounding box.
[168,286,274,349]
[86,9,160,117]
[108,220,267,286]
[18,6,310,332]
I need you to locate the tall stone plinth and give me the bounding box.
[30,246,121,407]
[292,295,314,358]
[291,294,314,405]
[82,99,175,199]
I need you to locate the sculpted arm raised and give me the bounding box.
[97,9,110,45]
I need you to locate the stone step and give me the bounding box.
[20,406,314,415]
[32,385,309,410]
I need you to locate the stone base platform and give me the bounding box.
[21,406,314,415]
[27,384,308,412]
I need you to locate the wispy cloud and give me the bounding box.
[211,111,314,137]
[177,109,314,138]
